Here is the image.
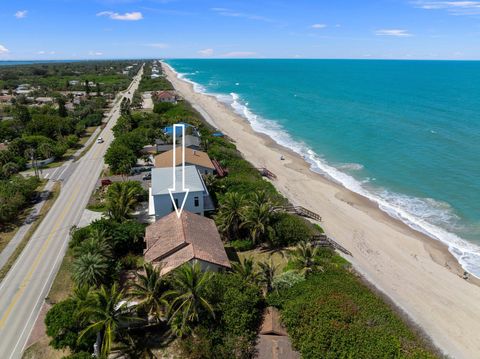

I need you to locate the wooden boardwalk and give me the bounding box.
[284,205,322,221]
[311,234,353,256]
[258,167,277,180]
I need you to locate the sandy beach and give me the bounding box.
[163,62,480,359]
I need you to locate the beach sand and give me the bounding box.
[163,63,480,359]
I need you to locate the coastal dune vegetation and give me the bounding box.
[33,61,440,359]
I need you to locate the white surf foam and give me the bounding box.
[173,67,480,278]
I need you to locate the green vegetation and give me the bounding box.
[41,61,438,359]
[0,61,137,225]
[0,61,138,94]
[137,63,173,92]
[0,182,60,281]
[0,175,40,225]
[268,264,438,358]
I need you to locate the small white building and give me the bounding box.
[148,165,214,219]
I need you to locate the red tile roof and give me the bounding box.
[144,211,230,274]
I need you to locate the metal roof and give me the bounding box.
[151,165,207,195]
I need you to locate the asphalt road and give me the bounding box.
[0,65,143,358]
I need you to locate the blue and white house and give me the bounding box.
[148,165,214,220]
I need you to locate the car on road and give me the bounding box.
[97,137,104,144]
[142,173,151,181]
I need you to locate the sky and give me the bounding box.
[1,0,480,60]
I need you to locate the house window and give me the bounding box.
[194,196,199,207]
[172,198,179,212]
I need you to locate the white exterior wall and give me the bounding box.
[153,190,205,219]
[191,259,224,272]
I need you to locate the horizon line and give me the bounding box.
[1,57,480,62]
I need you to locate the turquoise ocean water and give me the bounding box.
[166,59,480,276]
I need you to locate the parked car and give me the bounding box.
[142,173,151,181]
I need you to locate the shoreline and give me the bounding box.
[163,61,480,359]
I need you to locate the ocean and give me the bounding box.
[166,59,480,277]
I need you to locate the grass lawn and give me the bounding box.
[23,336,69,359]
[238,247,289,272]
[0,213,28,253]
[47,249,75,304]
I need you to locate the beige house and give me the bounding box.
[152,90,177,103]
[144,211,231,275]
[154,147,215,175]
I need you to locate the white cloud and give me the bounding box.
[222,51,256,58]
[375,29,413,37]
[211,8,272,22]
[413,1,480,15]
[37,50,56,55]
[0,45,9,54]
[15,10,27,19]
[88,51,104,56]
[311,23,327,29]
[198,48,214,56]
[146,43,169,49]
[97,11,143,21]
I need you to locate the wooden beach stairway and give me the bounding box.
[284,205,322,221]
[212,158,228,177]
[258,167,277,180]
[311,234,353,256]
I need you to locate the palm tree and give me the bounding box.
[112,333,156,359]
[106,181,142,222]
[78,284,139,357]
[38,142,54,160]
[232,257,259,283]
[286,241,324,276]
[168,262,215,337]
[203,174,225,197]
[72,253,109,287]
[241,202,275,245]
[250,190,271,207]
[257,259,278,295]
[72,285,93,304]
[73,233,112,259]
[215,192,246,240]
[129,263,170,323]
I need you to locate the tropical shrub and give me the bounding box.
[45,299,93,352]
[272,268,438,359]
[176,272,263,359]
[229,239,254,252]
[271,212,313,247]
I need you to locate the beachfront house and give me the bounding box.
[153,90,177,103]
[154,147,215,175]
[148,165,214,219]
[34,97,54,105]
[144,211,231,275]
[155,134,201,153]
